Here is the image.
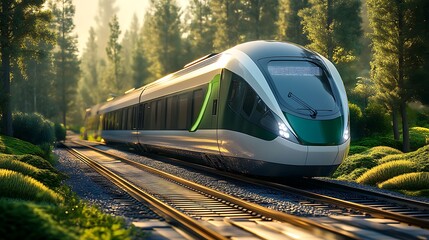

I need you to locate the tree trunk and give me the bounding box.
[1,50,13,136]
[392,108,400,140]
[400,101,410,152]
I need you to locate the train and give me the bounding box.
[84,41,350,177]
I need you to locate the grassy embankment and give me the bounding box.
[333,127,429,197]
[0,135,140,239]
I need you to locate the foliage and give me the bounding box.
[52,188,136,240]
[55,123,67,142]
[298,0,362,87]
[276,0,309,45]
[348,145,369,155]
[363,103,390,136]
[349,103,363,139]
[361,146,402,160]
[337,167,368,181]
[0,135,45,158]
[0,157,63,188]
[378,172,429,191]
[0,0,52,136]
[12,112,55,146]
[0,199,76,240]
[0,169,62,203]
[1,153,59,173]
[50,0,80,127]
[105,14,123,94]
[332,154,377,179]
[353,136,402,150]
[356,160,415,186]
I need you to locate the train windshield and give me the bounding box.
[266,61,339,118]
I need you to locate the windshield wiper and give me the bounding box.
[288,92,318,118]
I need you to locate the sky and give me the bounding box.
[73,0,187,56]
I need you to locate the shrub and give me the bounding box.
[356,160,416,185]
[378,172,429,190]
[333,154,377,178]
[349,103,364,139]
[0,158,63,188]
[337,168,368,181]
[348,146,369,155]
[55,123,66,142]
[12,112,55,146]
[0,199,76,240]
[409,127,429,150]
[0,135,45,157]
[353,136,402,150]
[0,154,61,175]
[379,154,404,164]
[363,103,390,136]
[362,146,403,160]
[0,169,63,203]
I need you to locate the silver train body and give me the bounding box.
[84,41,350,177]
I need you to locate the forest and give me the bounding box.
[1,0,429,152]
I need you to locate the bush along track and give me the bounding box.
[334,128,429,197]
[0,135,137,239]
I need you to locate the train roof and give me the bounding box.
[231,40,319,61]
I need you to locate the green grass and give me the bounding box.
[0,157,64,188]
[0,135,45,157]
[356,160,416,185]
[378,172,429,191]
[0,169,63,203]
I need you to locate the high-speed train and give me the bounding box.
[84,41,350,177]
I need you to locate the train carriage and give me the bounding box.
[84,41,350,177]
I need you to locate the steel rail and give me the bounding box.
[71,140,360,240]
[95,143,429,230]
[63,143,227,240]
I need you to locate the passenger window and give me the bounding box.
[178,93,189,129]
[156,99,166,129]
[166,96,178,129]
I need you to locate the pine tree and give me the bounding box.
[367,0,429,152]
[242,0,278,41]
[210,0,243,51]
[132,34,150,88]
[142,0,183,80]
[186,0,215,59]
[276,0,309,45]
[80,27,100,106]
[298,0,362,87]
[95,0,118,61]
[121,14,140,88]
[50,0,80,127]
[105,15,123,94]
[0,0,52,136]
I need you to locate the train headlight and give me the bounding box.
[277,121,300,144]
[342,120,350,142]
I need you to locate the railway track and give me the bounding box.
[63,140,358,239]
[72,140,429,239]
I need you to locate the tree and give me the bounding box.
[210,0,243,51]
[105,14,122,94]
[95,0,118,61]
[367,0,429,152]
[276,0,309,45]
[131,34,150,88]
[142,0,183,80]
[0,0,51,136]
[241,0,278,41]
[50,0,80,127]
[79,27,100,107]
[298,0,362,87]
[186,0,215,59]
[121,14,140,88]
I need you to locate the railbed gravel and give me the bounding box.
[95,145,338,217]
[54,148,163,223]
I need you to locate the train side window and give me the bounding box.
[177,93,189,129]
[166,96,178,129]
[138,104,144,129]
[156,99,166,129]
[122,108,128,130]
[192,89,204,123]
[228,73,245,113]
[150,101,157,130]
